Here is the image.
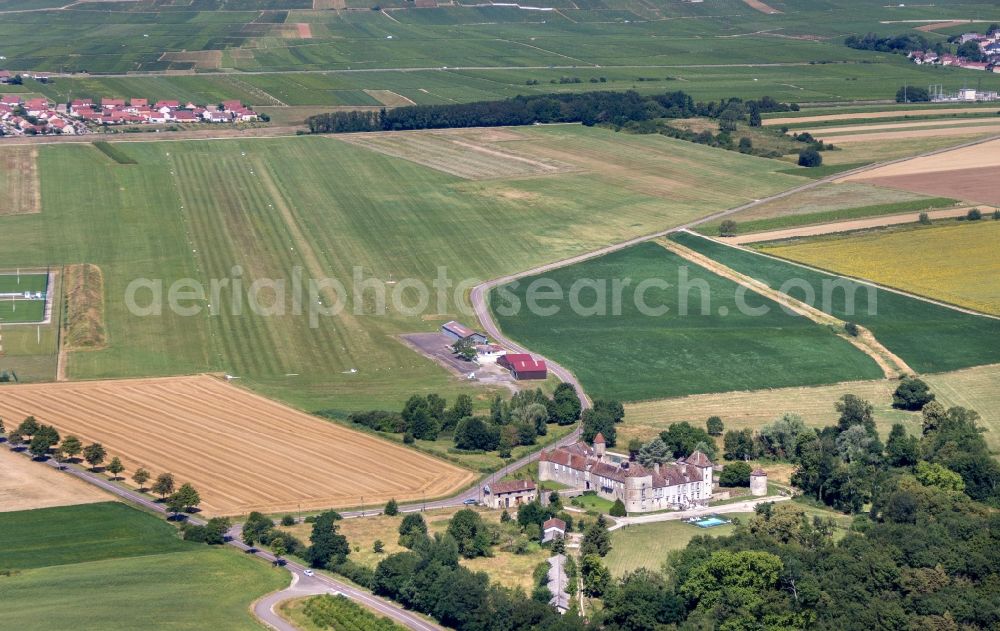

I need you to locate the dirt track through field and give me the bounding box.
[764,107,998,126]
[0,375,474,515]
[722,206,982,243]
[741,0,781,14]
[0,447,110,512]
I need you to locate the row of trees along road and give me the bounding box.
[0,415,201,517]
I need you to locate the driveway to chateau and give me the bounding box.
[606,495,792,531]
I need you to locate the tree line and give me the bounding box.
[1,415,202,517]
[307,90,798,134]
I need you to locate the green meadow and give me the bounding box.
[671,232,1000,374]
[0,502,286,631]
[489,241,883,402]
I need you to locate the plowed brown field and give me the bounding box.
[0,375,474,515]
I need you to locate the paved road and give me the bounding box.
[228,525,443,631]
[35,456,439,631]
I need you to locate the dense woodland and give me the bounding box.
[306,91,798,134]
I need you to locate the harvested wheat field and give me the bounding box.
[842,138,1000,178]
[0,375,475,515]
[0,448,110,512]
[0,147,41,215]
[841,138,1000,205]
[764,107,996,126]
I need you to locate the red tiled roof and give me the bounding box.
[683,450,713,467]
[751,468,766,476]
[593,432,605,444]
[543,518,566,531]
[490,479,535,494]
[500,353,546,374]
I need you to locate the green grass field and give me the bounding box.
[0,502,190,570]
[604,514,750,577]
[0,126,800,412]
[0,272,48,323]
[0,299,45,323]
[671,232,1000,374]
[0,549,284,631]
[0,502,287,631]
[605,503,853,576]
[489,241,882,402]
[0,273,47,294]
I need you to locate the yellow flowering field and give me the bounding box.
[761,221,1000,316]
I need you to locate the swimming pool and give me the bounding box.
[693,517,728,528]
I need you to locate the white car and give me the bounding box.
[303,569,314,577]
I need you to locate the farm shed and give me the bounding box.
[441,320,488,344]
[498,353,547,380]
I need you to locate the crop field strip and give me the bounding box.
[841,138,1000,206]
[671,232,1000,374]
[807,117,1000,137]
[763,106,1000,126]
[0,375,475,515]
[490,241,883,402]
[335,129,580,179]
[0,147,41,216]
[815,124,1000,144]
[759,221,1000,316]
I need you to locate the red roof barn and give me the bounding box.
[498,353,547,380]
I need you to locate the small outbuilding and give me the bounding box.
[484,479,536,509]
[542,517,566,543]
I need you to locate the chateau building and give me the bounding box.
[538,434,713,513]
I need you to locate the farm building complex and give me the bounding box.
[539,435,714,513]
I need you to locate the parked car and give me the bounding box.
[463,498,478,505]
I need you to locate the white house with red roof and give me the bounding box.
[484,479,537,509]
